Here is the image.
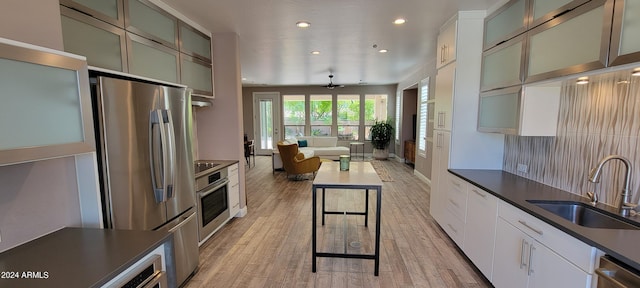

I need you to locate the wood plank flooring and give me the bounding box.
[184,156,491,288]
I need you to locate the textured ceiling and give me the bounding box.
[163,0,503,86]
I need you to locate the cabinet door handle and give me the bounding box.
[528,244,535,276]
[443,44,447,62]
[520,239,529,270]
[518,220,544,236]
[472,189,487,198]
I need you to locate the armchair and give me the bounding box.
[277,141,321,179]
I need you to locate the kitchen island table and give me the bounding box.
[311,161,383,275]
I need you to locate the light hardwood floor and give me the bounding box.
[184,156,491,288]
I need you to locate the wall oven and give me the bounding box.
[195,164,230,244]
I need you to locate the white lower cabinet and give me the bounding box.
[433,175,598,287]
[493,200,595,288]
[493,218,591,288]
[228,163,240,217]
[463,186,497,281]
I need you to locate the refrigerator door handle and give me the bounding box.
[150,109,169,203]
[162,109,177,199]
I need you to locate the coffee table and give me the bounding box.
[311,161,383,276]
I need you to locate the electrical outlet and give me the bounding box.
[517,164,528,174]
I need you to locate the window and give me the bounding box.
[310,94,332,136]
[283,95,305,138]
[337,94,360,140]
[417,78,429,156]
[364,94,388,140]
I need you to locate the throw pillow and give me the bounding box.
[298,140,308,147]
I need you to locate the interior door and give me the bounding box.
[253,92,281,155]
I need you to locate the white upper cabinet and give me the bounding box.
[436,18,457,69]
[125,0,179,50]
[484,0,528,50]
[60,0,124,27]
[478,84,560,136]
[481,34,525,91]
[609,0,640,66]
[434,63,455,131]
[0,39,95,165]
[525,0,613,83]
[60,6,128,72]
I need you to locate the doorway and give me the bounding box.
[252,92,281,155]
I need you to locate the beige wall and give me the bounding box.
[242,84,398,154]
[0,1,83,252]
[396,60,437,182]
[0,0,63,50]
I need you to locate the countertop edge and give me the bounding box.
[448,169,640,272]
[92,229,173,288]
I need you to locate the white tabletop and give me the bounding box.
[313,162,383,187]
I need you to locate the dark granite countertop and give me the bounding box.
[0,227,173,288]
[449,169,640,272]
[194,160,239,179]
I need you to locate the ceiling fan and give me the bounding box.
[322,74,344,89]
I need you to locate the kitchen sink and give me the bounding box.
[526,200,640,230]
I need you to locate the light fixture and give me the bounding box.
[632,68,640,76]
[379,49,388,53]
[617,80,630,85]
[241,77,247,81]
[296,21,310,28]
[311,51,320,55]
[576,77,589,85]
[394,18,406,25]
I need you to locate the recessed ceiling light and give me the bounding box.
[311,51,320,55]
[632,68,640,76]
[296,21,310,28]
[379,49,388,53]
[394,18,406,25]
[576,77,589,85]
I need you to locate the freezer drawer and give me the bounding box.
[158,209,199,286]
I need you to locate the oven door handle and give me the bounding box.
[199,180,229,198]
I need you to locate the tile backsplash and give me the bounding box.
[504,68,640,207]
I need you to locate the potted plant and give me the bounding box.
[370,119,394,160]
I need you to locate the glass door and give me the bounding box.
[253,92,281,155]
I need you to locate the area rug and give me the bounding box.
[370,160,394,182]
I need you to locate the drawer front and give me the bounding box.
[441,209,465,247]
[228,173,239,186]
[498,200,596,272]
[446,175,468,221]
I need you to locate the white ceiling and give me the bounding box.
[163,0,503,86]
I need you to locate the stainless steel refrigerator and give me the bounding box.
[91,73,198,287]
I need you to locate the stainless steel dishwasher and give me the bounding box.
[596,255,640,287]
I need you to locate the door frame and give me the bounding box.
[252,92,281,155]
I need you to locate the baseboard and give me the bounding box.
[413,170,431,186]
[235,206,248,217]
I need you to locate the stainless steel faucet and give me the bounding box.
[588,155,635,216]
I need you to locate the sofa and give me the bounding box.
[272,136,350,170]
